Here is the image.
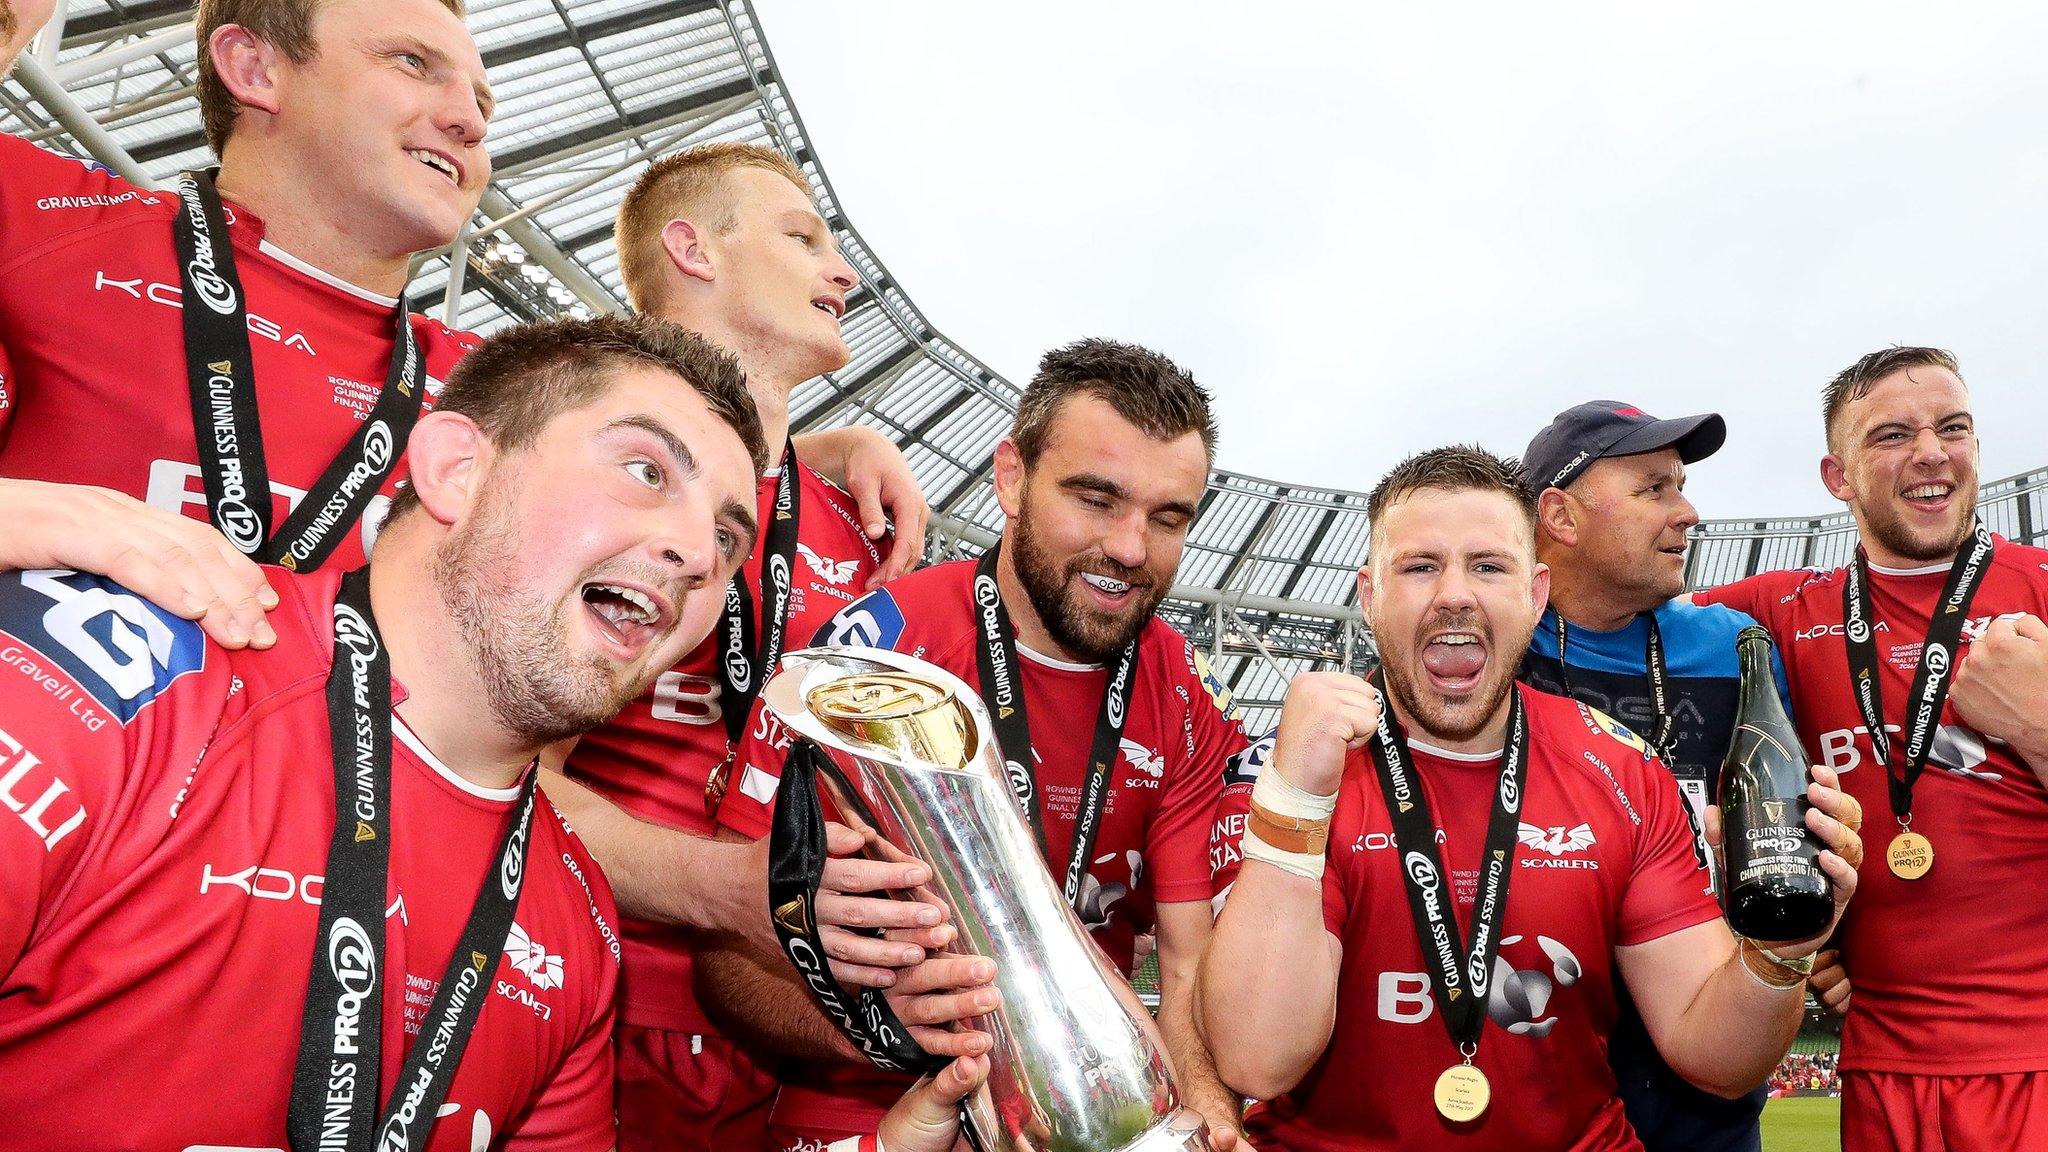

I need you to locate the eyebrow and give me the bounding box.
[722,498,761,556]
[777,207,829,235]
[605,415,699,479]
[1061,472,1200,520]
[1866,410,1973,438]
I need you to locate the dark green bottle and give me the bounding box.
[1717,627,1832,941]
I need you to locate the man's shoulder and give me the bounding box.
[811,559,974,651]
[0,139,173,260]
[1653,596,1766,670]
[533,796,623,969]
[787,461,885,568]
[0,568,214,727]
[1525,686,1660,780]
[406,312,482,374]
[1989,537,2048,594]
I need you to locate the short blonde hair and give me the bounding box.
[615,142,813,314]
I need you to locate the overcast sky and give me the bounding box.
[756,2,2048,519]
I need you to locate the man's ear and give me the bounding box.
[404,410,492,525]
[1536,487,1578,549]
[1820,453,1854,504]
[1355,562,1374,619]
[1530,561,1553,617]
[993,439,1026,519]
[208,24,285,119]
[661,218,716,286]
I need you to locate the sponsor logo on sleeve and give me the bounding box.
[0,570,206,724]
[817,589,907,650]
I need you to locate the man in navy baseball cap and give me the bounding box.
[1518,398,1788,1152]
[1522,401,1727,495]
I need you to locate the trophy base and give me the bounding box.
[1127,1108,1209,1152]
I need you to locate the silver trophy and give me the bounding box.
[761,645,1208,1152]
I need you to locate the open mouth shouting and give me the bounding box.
[579,578,672,661]
[406,147,464,187]
[1420,628,1489,696]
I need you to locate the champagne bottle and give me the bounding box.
[1717,627,1832,941]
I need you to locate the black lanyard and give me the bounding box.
[1552,611,1676,762]
[719,445,801,746]
[288,568,538,1152]
[1842,522,1994,823]
[1365,671,1529,1061]
[970,546,1141,906]
[174,169,426,572]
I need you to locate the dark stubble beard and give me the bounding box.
[1010,500,1168,663]
[1862,480,1980,564]
[1374,610,1523,747]
[434,474,642,746]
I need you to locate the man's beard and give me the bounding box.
[1010,506,1167,663]
[1861,481,1979,564]
[1375,611,1523,747]
[0,5,16,45]
[433,476,652,746]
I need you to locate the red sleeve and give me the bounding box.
[1692,570,1806,640]
[0,567,216,976]
[1616,751,1722,946]
[1147,660,1249,905]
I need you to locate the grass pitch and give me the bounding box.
[1762,1096,1840,1151]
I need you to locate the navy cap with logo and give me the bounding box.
[1521,401,1727,493]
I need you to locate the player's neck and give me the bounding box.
[1545,563,1654,633]
[657,308,797,466]
[213,154,413,299]
[367,552,537,792]
[995,539,1091,665]
[1388,685,1513,758]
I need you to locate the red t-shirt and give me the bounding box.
[1212,687,1720,1152]
[565,461,884,1033]
[0,566,619,1149]
[1697,539,2048,1074]
[717,556,1255,1130]
[0,135,478,568]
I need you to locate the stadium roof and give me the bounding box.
[10,1,2048,730]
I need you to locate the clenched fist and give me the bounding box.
[1269,672,1384,796]
[1951,614,2048,782]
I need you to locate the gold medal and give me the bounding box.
[1433,1063,1491,1122]
[1887,830,1933,880]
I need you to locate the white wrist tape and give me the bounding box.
[1241,826,1326,880]
[1252,762,1339,821]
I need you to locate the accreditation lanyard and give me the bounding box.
[1365,671,1529,1074]
[1842,522,1994,827]
[970,545,1141,906]
[288,568,538,1152]
[718,445,802,747]
[1553,611,1675,763]
[174,168,426,571]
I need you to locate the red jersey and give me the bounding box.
[0,135,478,568]
[1212,687,1720,1152]
[565,460,884,1033]
[717,557,1255,1130]
[1697,539,2048,1075]
[0,566,620,1150]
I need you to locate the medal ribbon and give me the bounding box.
[1552,612,1676,763]
[175,169,426,571]
[1365,671,1530,1059]
[765,741,945,1074]
[719,445,802,746]
[287,568,539,1152]
[969,545,1141,906]
[1842,521,1994,823]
